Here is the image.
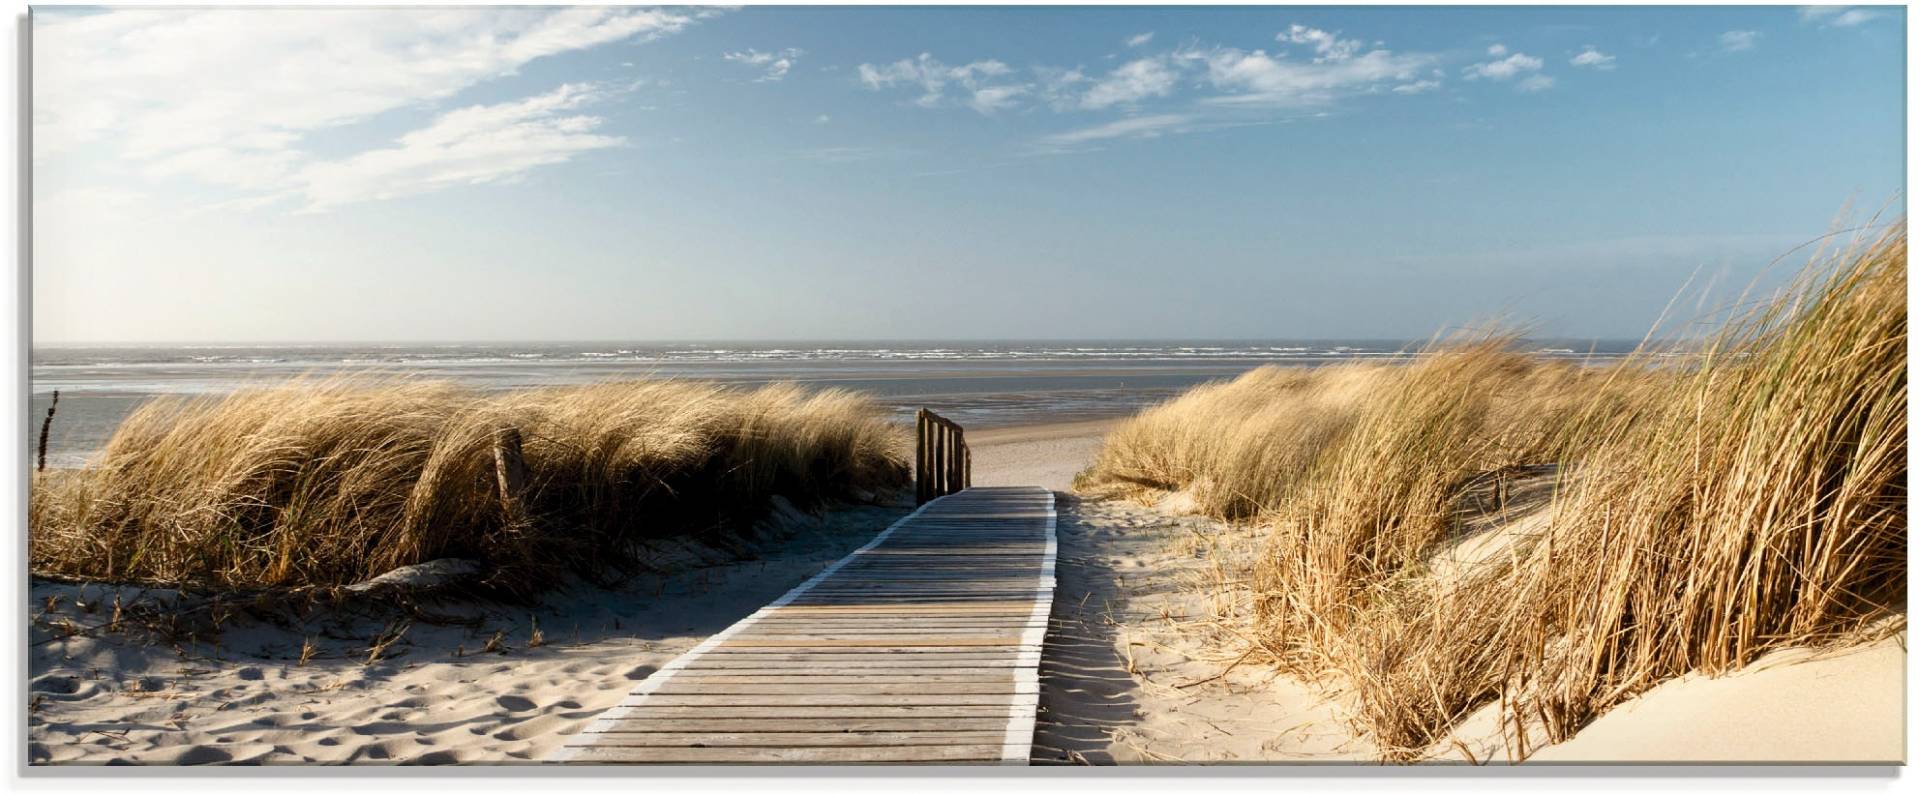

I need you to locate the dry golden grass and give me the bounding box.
[30,379,907,594]
[1078,225,1906,761]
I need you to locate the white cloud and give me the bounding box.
[1801,6,1882,27]
[1036,113,1198,148]
[1464,50,1544,80]
[1571,47,1617,70]
[1720,30,1761,52]
[814,114,832,124]
[724,48,804,82]
[1392,79,1442,94]
[1278,24,1363,63]
[35,7,703,163]
[1191,45,1435,107]
[858,53,1027,114]
[34,7,707,211]
[1517,74,1555,93]
[1034,66,1090,110]
[1125,31,1155,48]
[1487,44,1509,57]
[295,83,625,211]
[967,84,1028,114]
[1081,56,1180,109]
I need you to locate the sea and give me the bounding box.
[28,340,1642,467]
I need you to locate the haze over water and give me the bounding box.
[31,340,1641,467]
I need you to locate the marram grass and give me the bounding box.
[29,380,907,595]
[1079,224,1906,760]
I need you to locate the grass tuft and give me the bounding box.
[1078,224,1906,760]
[30,379,907,596]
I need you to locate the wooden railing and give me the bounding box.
[915,409,971,504]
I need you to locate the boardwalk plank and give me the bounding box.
[551,486,1055,765]
[565,745,1004,764]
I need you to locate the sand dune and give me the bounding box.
[27,417,1906,765]
[28,503,910,765]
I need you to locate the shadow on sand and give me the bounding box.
[1030,493,1141,765]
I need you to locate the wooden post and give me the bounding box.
[36,390,59,473]
[961,437,972,489]
[949,427,964,494]
[933,422,946,498]
[913,409,972,502]
[921,408,936,502]
[493,426,529,522]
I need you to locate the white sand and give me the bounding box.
[1472,638,1905,764]
[28,503,910,765]
[964,420,1372,764]
[967,419,1117,492]
[1030,496,1374,763]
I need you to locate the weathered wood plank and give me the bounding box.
[584,717,1012,733]
[661,674,1021,684]
[581,731,1010,747]
[565,744,1004,764]
[552,486,1055,765]
[629,693,1040,707]
[603,705,1015,718]
[656,683,1030,695]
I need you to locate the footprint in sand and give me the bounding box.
[174,745,234,765]
[494,694,537,712]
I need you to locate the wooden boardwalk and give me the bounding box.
[550,486,1057,764]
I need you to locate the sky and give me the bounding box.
[30,4,1907,344]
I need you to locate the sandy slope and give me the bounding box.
[1440,636,1907,764]
[28,503,910,765]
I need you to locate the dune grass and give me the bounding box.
[1077,225,1906,760]
[29,379,907,595]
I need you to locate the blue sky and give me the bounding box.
[31,5,1906,343]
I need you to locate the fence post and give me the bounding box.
[914,410,972,503]
[493,426,529,522]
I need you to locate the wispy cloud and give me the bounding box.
[862,24,1609,151]
[1464,47,1544,81]
[857,53,1024,113]
[1080,56,1181,109]
[1125,31,1155,48]
[296,83,625,211]
[1277,24,1364,63]
[1036,113,1199,149]
[1192,45,1436,107]
[1800,6,1884,27]
[724,48,804,82]
[1570,47,1617,70]
[34,7,711,209]
[1719,30,1761,52]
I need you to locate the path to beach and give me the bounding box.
[550,487,1058,764]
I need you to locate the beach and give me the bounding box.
[29,502,915,764]
[25,411,1910,764]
